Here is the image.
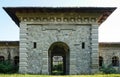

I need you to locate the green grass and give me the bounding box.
[0,74,120,77]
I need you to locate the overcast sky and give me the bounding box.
[0,0,120,42]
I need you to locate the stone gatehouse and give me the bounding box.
[3,7,115,74]
[1,42,120,73]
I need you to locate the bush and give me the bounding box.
[0,60,18,73]
[99,64,117,74]
[52,63,63,75]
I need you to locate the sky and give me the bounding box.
[0,0,120,42]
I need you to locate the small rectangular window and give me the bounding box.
[33,42,37,48]
[82,42,85,49]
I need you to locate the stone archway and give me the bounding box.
[48,42,70,75]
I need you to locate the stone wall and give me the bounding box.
[0,41,19,63]
[26,24,91,74]
[18,13,99,74]
[4,7,116,75]
[99,43,120,72]
[1,41,120,73]
[16,9,102,74]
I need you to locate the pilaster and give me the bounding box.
[19,22,28,73]
[70,49,77,74]
[91,24,99,73]
[42,51,49,74]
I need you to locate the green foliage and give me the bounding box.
[0,74,120,77]
[53,63,63,71]
[0,60,18,73]
[52,70,63,75]
[99,64,117,74]
[52,63,63,75]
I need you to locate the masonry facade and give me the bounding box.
[0,41,19,65]
[99,43,120,72]
[1,42,120,73]
[3,7,115,74]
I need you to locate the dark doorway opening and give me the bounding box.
[52,56,64,75]
[48,42,69,75]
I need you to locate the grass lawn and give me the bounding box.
[0,74,120,77]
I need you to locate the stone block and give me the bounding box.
[91,52,98,57]
[42,70,49,74]
[91,68,99,74]
[91,59,99,65]
[91,29,98,34]
[20,43,27,47]
[91,39,98,44]
[92,25,98,27]
[20,29,27,33]
[70,60,76,65]
[20,58,28,62]
[19,66,27,73]
[70,66,77,75]
[91,34,98,39]
[92,48,98,51]
[20,53,28,58]
[42,58,48,65]
[42,65,48,74]
[42,52,48,57]
[20,38,27,42]
[20,34,27,38]
[19,62,28,67]
[92,43,98,48]
[20,48,28,53]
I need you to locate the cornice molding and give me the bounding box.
[18,16,97,24]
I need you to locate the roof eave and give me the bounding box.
[3,7,116,27]
[3,7,20,26]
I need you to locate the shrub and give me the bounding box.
[0,60,18,73]
[99,64,117,74]
[52,63,63,75]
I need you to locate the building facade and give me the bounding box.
[1,42,120,73]
[3,7,115,74]
[99,43,120,72]
[0,41,19,65]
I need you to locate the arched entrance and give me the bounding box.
[48,42,70,75]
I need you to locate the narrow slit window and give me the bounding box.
[33,42,37,48]
[82,42,85,49]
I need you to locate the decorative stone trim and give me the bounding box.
[18,16,97,24]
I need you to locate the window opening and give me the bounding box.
[99,56,103,67]
[0,56,4,62]
[82,42,85,49]
[33,42,37,48]
[14,56,19,66]
[112,56,119,66]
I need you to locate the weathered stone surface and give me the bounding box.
[19,67,27,73]
[17,9,103,74]
[24,24,92,74]
[99,43,120,72]
[0,46,19,61]
[2,7,117,75]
